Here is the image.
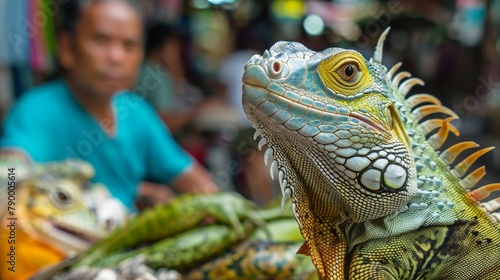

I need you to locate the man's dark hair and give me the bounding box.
[58,0,142,34]
[144,23,178,56]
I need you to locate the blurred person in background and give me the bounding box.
[0,0,218,213]
[137,23,204,134]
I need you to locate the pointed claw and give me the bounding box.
[440,141,479,165]
[470,183,500,201]
[392,71,411,87]
[461,166,486,189]
[279,179,287,194]
[453,147,495,177]
[253,128,263,140]
[406,93,442,109]
[264,148,274,166]
[413,105,459,122]
[270,160,278,180]
[386,62,402,81]
[373,26,391,64]
[284,187,292,199]
[258,138,267,150]
[398,78,425,97]
[281,187,292,214]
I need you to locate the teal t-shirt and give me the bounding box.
[0,78,194,210]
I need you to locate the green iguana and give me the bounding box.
[241,27,500,279]
[45,192,317,280]
[0,158,126,280]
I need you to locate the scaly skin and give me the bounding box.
[241,28,500,279]
[93,224,250,270]
[72,192,265,268]
[186,241,316,280]
[47,195,318,280]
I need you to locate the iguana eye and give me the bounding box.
[57,191,69,202]
[318,52,371,95]
[338,63,359,82]
[52,188,72,206]
[49,182,76,208]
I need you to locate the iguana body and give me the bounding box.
[241,28,500,279]
[44,193,317,280]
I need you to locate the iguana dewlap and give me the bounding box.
[242,28,500,279]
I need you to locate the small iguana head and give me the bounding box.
[242,29,417,223]
[18,161,112,253]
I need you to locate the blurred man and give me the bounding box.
[0,0,218,212]
[138,23,203,134]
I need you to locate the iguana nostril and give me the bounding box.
[268,60,283,77]
[273,61,281,72]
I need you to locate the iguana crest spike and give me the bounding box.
[406,93,442,108]
[373,26,391,64]
[420,116,459,136]
[413,104,459,122]
[392,71,412,87]
[439,141,479,165]
[471,183,500,201]
[386,61,402,80]
[462,166,486,189]
[453,147,495,177]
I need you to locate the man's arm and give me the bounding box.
[170,162,218,193]
[140,98,219,194]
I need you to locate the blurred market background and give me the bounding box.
[0,0,499,206]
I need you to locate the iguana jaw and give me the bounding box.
[20,210,106,253]
[18,178,107,253]
[244,105,351,279]
[51,220,102,243]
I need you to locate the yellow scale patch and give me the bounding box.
[318,51,372,96]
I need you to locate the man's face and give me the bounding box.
[61,1,143,98]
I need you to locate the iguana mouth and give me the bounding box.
[243,82,385,134]
[349,111,385,133]
[50,222,101,243]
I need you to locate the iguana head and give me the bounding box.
[242,29,417,224]
[17,160,114,253]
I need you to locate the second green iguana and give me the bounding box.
[241,27,500,279]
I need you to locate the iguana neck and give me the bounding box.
[264,120,353,279]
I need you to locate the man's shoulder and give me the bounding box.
[17,79,69,109]
[5,79,73,126]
